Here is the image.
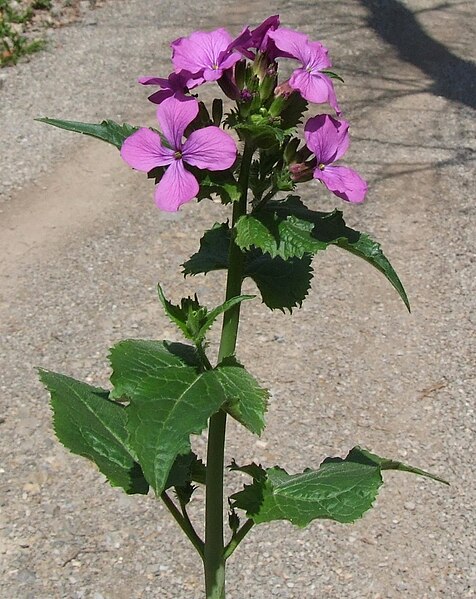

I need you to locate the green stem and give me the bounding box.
[223,518,254,560]
[204,141,255,599]
[161,491,204,559]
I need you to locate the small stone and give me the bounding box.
[404,501,416,511]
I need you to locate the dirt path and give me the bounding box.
[0,1,474,598]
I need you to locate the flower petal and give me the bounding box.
[183,126,237,171]
[289,70,340,113]
[304,114,350,164]
[156,97,199,149]
[172,28,233,75]
[306,41,332,70]
[154,160,199,211]
[148,89,174,104]
[314,165,367,203]
[267,27,309,62]
[120,128,173,172]
[138,76,170,86]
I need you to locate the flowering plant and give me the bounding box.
[38,16,446,599]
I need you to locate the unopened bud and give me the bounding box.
[284,137,300,164]
[234,59,247,89]
[259,71,277,101]
[217,71,240,100]
[212,98,223,126]
[289,162,314,183]
[252,51,270,80]
[269,81,293,117]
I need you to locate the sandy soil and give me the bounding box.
[0,0,475,597]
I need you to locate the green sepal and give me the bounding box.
[157,284,254,345]
[183,223,313,311]
[320,70,345,83]
[35,118,138,149]
[38,369,149,494]
[231,447,447,527]
[109,340,227,495]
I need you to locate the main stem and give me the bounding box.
[204,141,255,599]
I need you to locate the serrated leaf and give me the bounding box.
[183,224,313,312]
[35,118,138,149]
[245,251,313,311]
[194,169,241,204]
[215,357,268,435]
[341,447,448,484]
[157,284,198,340]
[157,284,254,345]
[235,212,328,259]
[165,451,206,489]
[334,233,410,311]
[39,370,148,495]
[200,295,255,341]
[231,447,446,527]
[251,197,410,311]
[182,223,231,276]
[109,340,227,495]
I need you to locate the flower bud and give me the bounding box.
[259,65,278,102]
[289,162,315,183]
[234,59,247,90]
[252,51,270,81]
[269,81,293,117]
[218,70,240,100]
[284,137,300,164]
[212,98,223,126]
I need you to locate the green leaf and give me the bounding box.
[165,451,206,489]
[245,197,409,311]
[38,370,148,494]
[235,212,328,259]
[215,357,268,435]
[334,232,410,311]
[158,284,254,345]
[109,340,227,495]
[183,223,313,312]
[194,169,241,204]
[201,295,255,341]
[35,118,138,149]
[182,223,231,276]
[231,447,447,527]
[245,251,313,311]
[341,447,448,484]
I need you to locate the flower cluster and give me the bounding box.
[121,15,367,211]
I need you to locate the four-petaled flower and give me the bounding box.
[171,28,241,83]
[121,97,237,211]
[304,114,367,203]
[268,28,340,113]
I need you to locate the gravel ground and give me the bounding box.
[0,0,475,598]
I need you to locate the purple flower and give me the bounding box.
[267,28,340,113]
[304,114,367,203]
[171,28,241,83]
[120,98,237,211]
[231,15,281,59]
[138,70,200,104]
